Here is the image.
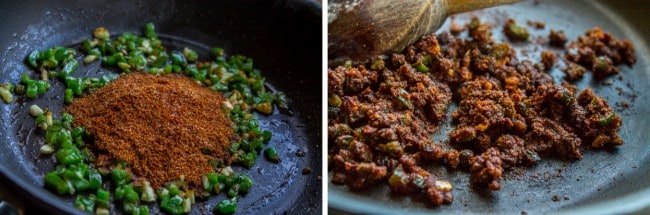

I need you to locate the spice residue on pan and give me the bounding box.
[328,17,635,205]
[66,73,233,188]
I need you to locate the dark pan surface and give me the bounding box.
[0,0,321,214]
[329,0,650,214]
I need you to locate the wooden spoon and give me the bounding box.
[328,0,522,63]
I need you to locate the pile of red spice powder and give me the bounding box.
[66,73,233,188]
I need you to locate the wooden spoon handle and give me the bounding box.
[445,0,523,15]
[328,0,523,63]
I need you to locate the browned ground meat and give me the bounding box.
[565,27,636,78]
[471,148,503,190]
[549,30,568,47]
[468,17,494,43]
[541,50,557,71]
[329,17,632,206]
[328,49,455,204]
[527,20,545,29]
[563,63,586,81]
[576,88,623,147]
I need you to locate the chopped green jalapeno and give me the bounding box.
[26,50,39,68]
[73,194,96,213]
[93,27,110,40]
[214,198,237,214]
[56,147,84,165]
[144,22,157,39]
[161,195,184,215]
[413,62,429,73]
[96,188,109,207]
[171,52,187,66]
[111,167,131,186]
[598,113,616,126]
[506,22,530,41]
[264,147,280,163]
[45,172,75,195]
[183,47,199,62]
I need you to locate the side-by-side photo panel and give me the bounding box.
[327,0,649,214]
[0,0,322,214]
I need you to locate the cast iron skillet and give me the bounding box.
[329,0,650,214]
[0,0,321,214]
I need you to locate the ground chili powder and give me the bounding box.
[66,73,233,188]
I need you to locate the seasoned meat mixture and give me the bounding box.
[563,63,586,81]
[329,18,633,206]
[540,50,557,71]
[549,30,568,47]
[565,27,636,78]
[328,52,455,204]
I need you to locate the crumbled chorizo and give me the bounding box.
[329,17,631,206]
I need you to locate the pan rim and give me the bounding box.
[0,164,84,215]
